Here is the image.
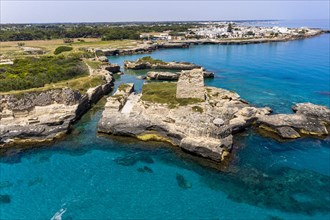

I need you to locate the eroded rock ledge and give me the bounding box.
[256,103,330,139]
[98,69,330,163]
[0,71,114,148]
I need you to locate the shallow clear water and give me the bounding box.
[1,30,330,219]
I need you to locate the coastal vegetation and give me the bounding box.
[141,82,203,108]
[0,55,88,92]
[136,56,166,65]
[84,60,102,69]
[192,105,204,113]
[118,83,132,91]
[0,23,196,41]
[0,75,104,96]
[54,45,73,55]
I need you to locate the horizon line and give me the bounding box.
[2,18,329,25]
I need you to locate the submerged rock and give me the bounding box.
[27,177,43,187]
[114,153,154,167]
[114,155,138,166]
[0,181,13,189]
[137,166,153,173]
[199,165,330,215]
[0,194,11,204]
[138,155,154,164]
[176,174,192,189]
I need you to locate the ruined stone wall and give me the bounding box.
[176,69,205,100]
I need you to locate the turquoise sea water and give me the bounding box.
[1,25,330,219]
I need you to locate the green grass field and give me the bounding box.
[141,82,203,108]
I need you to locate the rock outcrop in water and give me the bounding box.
[256,103,330,139]
[124,59,201,70]
[103,63,121,74]
[98,69,271,162]
[147,70,214,80]
[147,71,179,81]
[0,71,114,148]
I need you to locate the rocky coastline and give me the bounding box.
[0,68,115,148]
[98,69,330,163]
[91,30,324,57]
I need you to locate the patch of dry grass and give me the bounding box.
[0,38,140,58]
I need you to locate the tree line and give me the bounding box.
[0,23,197,41]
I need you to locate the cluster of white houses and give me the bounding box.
[139,23,318,40]
[139,31,173,40]
[191,25,316,39]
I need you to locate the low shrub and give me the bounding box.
[54,46,73,55]
[0,55,88,92]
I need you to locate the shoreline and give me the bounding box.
[94,31,325,56]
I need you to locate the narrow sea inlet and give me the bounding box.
[1,33,329,219]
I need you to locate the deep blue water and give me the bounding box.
[1,24,330,219]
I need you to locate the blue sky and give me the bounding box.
[1,1,329,23]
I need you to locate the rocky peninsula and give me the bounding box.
[98,69,272,162]
[98,69,330,163]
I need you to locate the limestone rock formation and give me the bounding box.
[0,73,114,148]
[98,56,109,63]
[256,103,330,139]
[147,71,179,80]
[103,63,121,73]
[146,70,214,81]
